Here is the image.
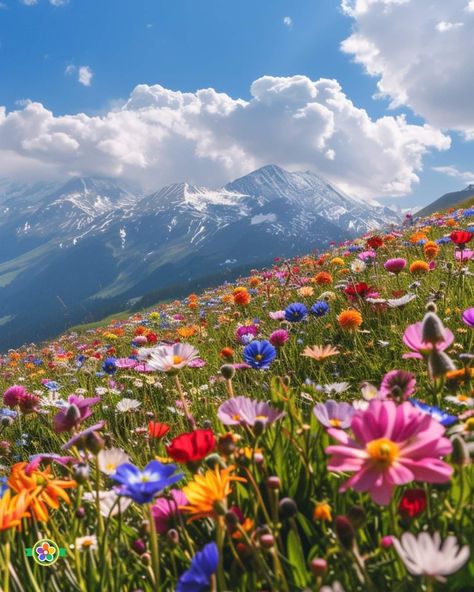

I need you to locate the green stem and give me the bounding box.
[146,503,161,588]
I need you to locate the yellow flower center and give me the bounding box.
[232,414,241,421]
[255,354,263,361]
[173,355,184,364]
[329,419,342,427]
[457,395,468,402]
[255,415,267,421]
[466,417,474,432]
[106,463,116,472]
[366,438,399,465]
[35,475,47,486]
[82,540,93,548]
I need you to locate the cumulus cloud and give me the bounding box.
[0,76,450,198]
[78,66,93,87]
[341,0,474,137]
[433,165,474,184]
[283,16,293,28]
[65,65,93,87]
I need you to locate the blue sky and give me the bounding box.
[0,0,473,207]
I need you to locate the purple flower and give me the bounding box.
[218,396,285,426]
[462,307,474,328]
[235,325,258,345]
[62,421,105,450]
[176,542,218,592]
[151,489,187,533]
[111,460,183,504]
[115,358,139,369]
[269,329,289,347]
[3,385,26,408]
[25,454,78,475]
[384,258,407,274]
[313,400,355,429]
[379,370,416,400]
[53,395,100,433]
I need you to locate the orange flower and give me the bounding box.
[8,462,76,522]
[423,241,439,260]
[315,271,333,285]
[148,421,170,439]
[409,231,428,244]
[181,465,246,521]
[233,288,251,306]
[337,309,363,330]
[249,276,261,287]
[446,218,456,227]
[297,286,314,298]
[313,502,332,522]
[330,257,345,266]
[301,345,340,361]
[409,260,429,274]
[177,325,198,338]
[220,347,234,359]
[0,490,31,531]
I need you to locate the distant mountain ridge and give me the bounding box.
[0,165,399,349]
[417,184,474,217]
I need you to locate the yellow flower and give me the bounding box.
[330,257,345,266]
[181,466,246,521]
[297,286,314,298]
[301,345,340,361]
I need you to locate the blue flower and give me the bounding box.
[176,542,219,592]
[410,399,457,426]
[311,300,330,317]
[0,477,8,497]
[102,357,117,375]
[44,380,60,391]
[76,355,86,368]
[243,340,277,370]
[112,461,183,504]
[284,303,308,322]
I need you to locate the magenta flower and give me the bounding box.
[462,307,474,328]
[115,358,139,369]
[151,489,187,534]
[326,400,453,505]
[383,258,407,274]
[53,395,100,433]
[235,325,258,345]
[379,370,416,400]
[269,329,289,347]
[3,385,27,408]
[62,421,105,450]
[217,396,284,426]
[402,322,454,359]
[313,400,355,429]
[358,250,376,262]
[455,249,473,261]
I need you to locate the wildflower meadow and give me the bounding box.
[0,206,473,592]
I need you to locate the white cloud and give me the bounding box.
[283,16,293,28]
[341,0,474,137]
[0,76,450,198]
[78,66,93,87]
[49,0,68,5]
[21,0,38,5]
[433,165,474,184]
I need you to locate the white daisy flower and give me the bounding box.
[75,535,98,551]
[393,532,470,582]
[116,398,141,412]
[82,491,131,518]
[323,382,350,395]
[97,447,130,475]
[445,394,474,407]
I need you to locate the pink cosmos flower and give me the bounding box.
[151,489,187,534]
[115,358,139,369]
[326,400,453,505]
[218,396,285,426]
[269,310,285,321]
[455,249,473,261]
[53,395,100,433]
[402,322,454,360]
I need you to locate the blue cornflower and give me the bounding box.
[176,543,219,592]
[311,300,330,317]
[76,355,86,368]
[243,340,277,370]
[102,357,117,375]
[44,380,60,391]
[410,399,457,426]
[284,302,308,322]
[436,237,451,245]
[112,461,183,504]
[0,477,8,497]
[0,408,17,419]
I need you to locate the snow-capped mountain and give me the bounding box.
[0,165,399,349]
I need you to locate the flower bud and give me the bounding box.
[75,507,86,519]
[259,534,275,549]
[65,403,81,424]
[425,302,437,313]
[166,529,179,547]
[218,433,236,456]
[380,536,393,549]
[73,463,90,484]
[346,505,366,529]
[279,497,298,519]
[220,364,236,380]
[139,520,150,536]
[310,558,327,576]
[253,419,265,437]
[85,431,105,454]
[1,415,14,427]
[428,350,456,379]
[132,539,146,555]
[421,312,445,344]
[451,435,469,466]
[202,419,212,430]
[224,509,240,529]
[205,453,224,469]
[335,516,355,551]
[141,552,151,566]
[267,476,281,490]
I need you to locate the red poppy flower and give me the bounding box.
[146,332,158,344]
[366,236,384,249]
[166,429,216,463]
[450,230,473,247]
[344,282,374,300]
[398,488,427,518]
[148,421,170,439]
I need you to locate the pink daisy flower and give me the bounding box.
[326,400,453,505]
